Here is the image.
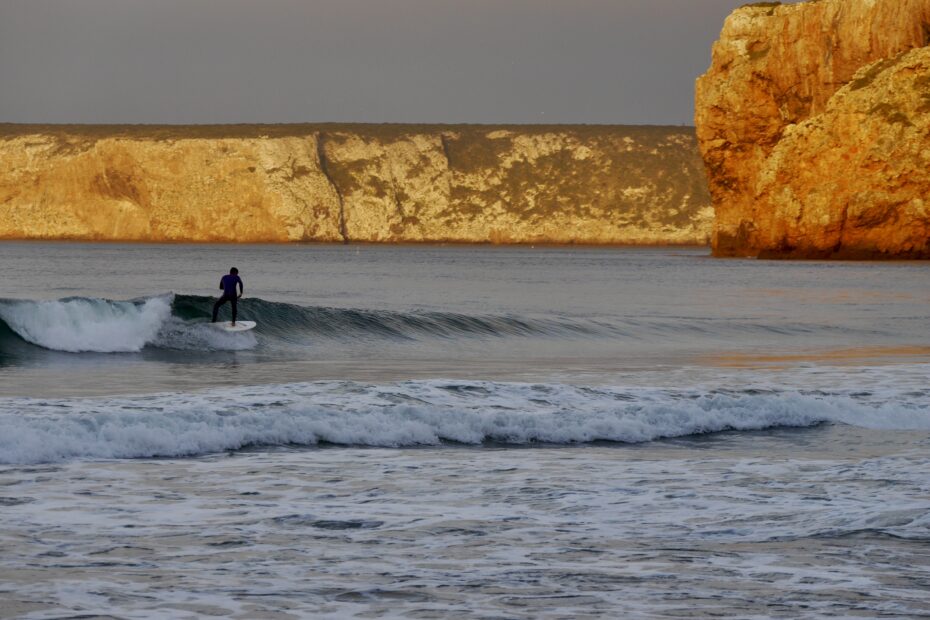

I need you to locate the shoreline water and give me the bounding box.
[4,425,929,618]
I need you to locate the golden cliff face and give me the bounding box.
[695,0,930,258]
[0,124,712,245]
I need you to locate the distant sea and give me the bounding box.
[1,242,929,618]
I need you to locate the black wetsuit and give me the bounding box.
[212,274,243,323]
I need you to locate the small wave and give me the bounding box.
[173,295,877,343]
[171,295,599,341]
[2,380,926,464]
[0,293,888,357]
[0,293,599,355]
[0,295,257,354]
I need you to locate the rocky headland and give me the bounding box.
[696,0,930,258]
[0,124,711,245]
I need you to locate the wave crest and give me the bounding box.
[0,296,173,353]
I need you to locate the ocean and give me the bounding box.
[1,242,929,619]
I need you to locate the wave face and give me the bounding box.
[0,294,603,355]
[0,293,888,357]
[0,295,257,354]
[171,294,600,341]
[3,380,929,464]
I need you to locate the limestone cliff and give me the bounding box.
[695,0,930,258]
[0,124,712,245]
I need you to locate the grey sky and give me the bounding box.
[0,0,795,125]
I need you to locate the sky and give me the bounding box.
[0,0,798,126]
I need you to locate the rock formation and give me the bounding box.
[0,124,712,245]
[695,0,930,258]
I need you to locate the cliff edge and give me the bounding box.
[696,0,930,258]
[0,124,711,245]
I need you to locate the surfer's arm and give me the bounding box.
[219,279,224,290]
[237,278,244,298]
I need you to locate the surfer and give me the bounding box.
[212,267,244,325]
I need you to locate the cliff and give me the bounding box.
[695,0,930,258]
[0,124,712,245]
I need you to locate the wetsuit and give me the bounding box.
[212,274,243,323]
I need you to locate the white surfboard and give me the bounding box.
[211,320,256,332]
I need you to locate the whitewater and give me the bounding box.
[4,379,930,465]
[2,242,930,619]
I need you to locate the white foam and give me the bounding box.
[2,380,928,464]
[151,317,257,351]
[0,296,173,353]
[0,295,257,353]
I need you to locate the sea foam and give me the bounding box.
[0,295,256,353]
[2,380,928,464]
[0,296,173,353]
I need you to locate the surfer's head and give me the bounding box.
[230,267,239,275]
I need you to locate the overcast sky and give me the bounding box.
[0,0,798,126]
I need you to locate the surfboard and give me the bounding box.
[211,320,256,332]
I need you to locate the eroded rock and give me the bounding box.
[0,124,712,245]
[695,0,930,258]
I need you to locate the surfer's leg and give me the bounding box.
[230,296,238,325]
[212,297,226,322]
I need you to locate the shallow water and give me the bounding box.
[1,243,929,618]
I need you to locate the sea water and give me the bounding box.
[1,243,929,618]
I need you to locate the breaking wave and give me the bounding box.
[2,380,929,464]
[0,296,173,353]
[0,293,881,356]
[0,294,602,354]
[0,295,254,353]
